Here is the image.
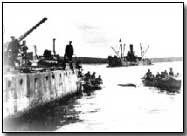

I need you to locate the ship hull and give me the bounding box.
[3,69,82,119]
[107,57,152,67]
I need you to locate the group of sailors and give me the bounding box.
[5,36,30,66]
[83,71,103,85]
[145,68,179,80]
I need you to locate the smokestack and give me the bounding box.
[130,44,133,52]
[53,38,56,55]
[33,45,37,59]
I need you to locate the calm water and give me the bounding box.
[4,61,183,132]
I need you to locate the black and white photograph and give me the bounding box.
[2,2,184,132]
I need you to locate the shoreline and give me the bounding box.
[73,57,183,64]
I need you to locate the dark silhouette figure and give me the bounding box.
[7,36,21,66]
[65,41,74,61]
[63,41,74,71]
[164,70,169,77]
[21,40,29,66]
[169,68,174,76]
[75,60,82,70]
[85,71,91,78]
[43,49,52,59]
[156,72,161,79]
[96,75,103,84]
[145,69,153,80]
[91,72,96,79]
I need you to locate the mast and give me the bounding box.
[123,43,126,57]
[140,43,143,57]
[119,38,122,58]
[142,45,149,58]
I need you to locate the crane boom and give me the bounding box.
[111,46,120,57]
[142,45,149,58]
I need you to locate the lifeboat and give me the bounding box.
[142,77,181,92]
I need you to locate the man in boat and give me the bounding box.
[164,70,169,78]
[175,72,180,77]
[84,71,91,79]
[91,72,96,79]
[161,72,164,78]
[156,72,161,79]
[145,69,153,80]
[96,75,103,84]
[84,71,92,86]
[160,70,168,78]
[169,68,174,76]
[90,72,96,84]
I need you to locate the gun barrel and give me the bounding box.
[18,17,47,42]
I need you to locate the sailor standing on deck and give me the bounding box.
[21,40,28,65]
[65,41,74,61]
[64,41,74,70]
[7,36,21,66]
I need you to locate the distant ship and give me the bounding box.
[107,39,152,67]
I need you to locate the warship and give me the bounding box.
[3,17,83,119]
[107,39,152,67]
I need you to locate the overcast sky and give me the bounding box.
[3,3,183,58]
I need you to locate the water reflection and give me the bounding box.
[4,94,84,131]
[145,85,181,95]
